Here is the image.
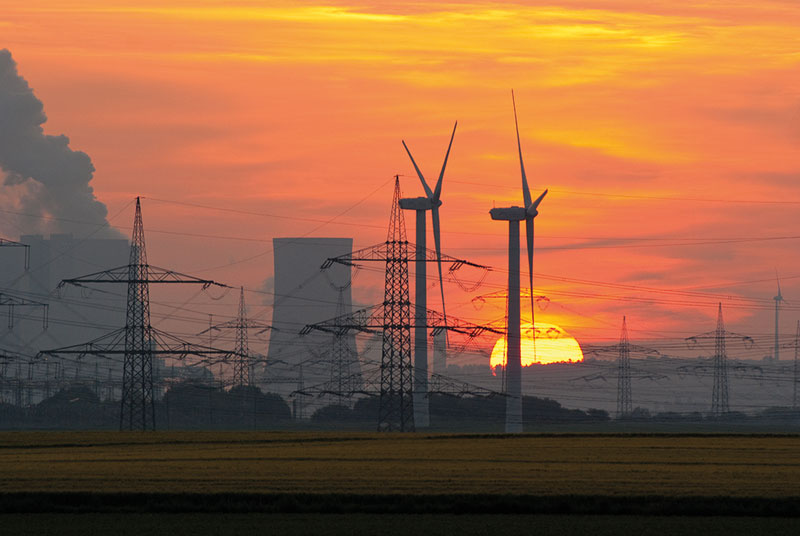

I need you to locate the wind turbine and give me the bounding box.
[399,121,457,428]
[490,90,547,433]
[774,273,785,361]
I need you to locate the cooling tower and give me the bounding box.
[265,238,359,405]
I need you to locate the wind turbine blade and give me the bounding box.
[434,121,457,201]
[512,90,532,209]
[528,188,548,216]
[432,206,448,345]
[402,140,433,198]
[526,217,535,322]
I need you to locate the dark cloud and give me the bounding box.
[0,49,121,238]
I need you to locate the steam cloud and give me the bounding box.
[0,49,120,238]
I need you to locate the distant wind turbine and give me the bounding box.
[490,90,547,433]
[400,121,457,428]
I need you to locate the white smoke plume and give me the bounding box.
[0,49,121,239]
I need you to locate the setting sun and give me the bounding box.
[490,322,584,368]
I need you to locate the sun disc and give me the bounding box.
[490,322,583,368]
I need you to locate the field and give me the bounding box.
[1,432,799,534]
[1,514,799,536]
[2,431,800,497]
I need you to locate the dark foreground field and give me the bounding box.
[2,513,799,536]
[1,432,799,534]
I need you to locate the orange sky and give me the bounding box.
[3,1,800,354]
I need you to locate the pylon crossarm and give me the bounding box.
[148,327,236,358]
[0,292,49,329]
[38,327,127,358]
[303,303,500,340]
[569,372,608,384]
[289,365,380,398]
[425,308,503,337]
[58,265,138,287]
[628,368,669,381]
[583,343,660,357]
[0,238,26,247]
[292,359,502,400]
[300,304,383,336]
[198,319,273,335]
[38,326,235,361]
[0,348,34,362]
[472,288,549,303]
[685,331,754,347]
[427,372,505,398]
[58,264,228,288]
[0,292,47,307]
[322,243,398,268]
[0,238,30,269]
[322,242,488,271]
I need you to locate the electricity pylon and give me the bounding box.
[581,317,660,418]
[711,304,728,415]
[40,197,234,431]
[0,292,48,329]
[328,284,362,406]
[199,287,272,388]
[685,303,753,417]
[0,238,30,270]
[774,276,785,360]
[0,238,43,329]
[309,177,490,431]
[0,237,45,413]
[616,316,632,418]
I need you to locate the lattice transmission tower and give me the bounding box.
[711,304,728,415]
[0,238,46,413]
[200,287,272,388]
[234,287,251,386]
[328,283,363,406]
[301,177,493,431]
[380,176,413,430]
[685,303,753,417]
[40,197,234,431]
[616,316,632,418]
[0,238,44,331]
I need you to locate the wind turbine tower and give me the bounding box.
[490,91,547,433]
[399,122,457,428]
[774,275,784,361]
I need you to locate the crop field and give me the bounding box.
[2,432,799,534]
[1,432,800,521]
[1,431,799,497]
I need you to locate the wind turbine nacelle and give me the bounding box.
[490,206,527,221]
[399,197,438,210]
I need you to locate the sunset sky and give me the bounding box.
[3,1,800,355]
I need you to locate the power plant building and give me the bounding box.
[265,238,359,404]
[0,233,129,403]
